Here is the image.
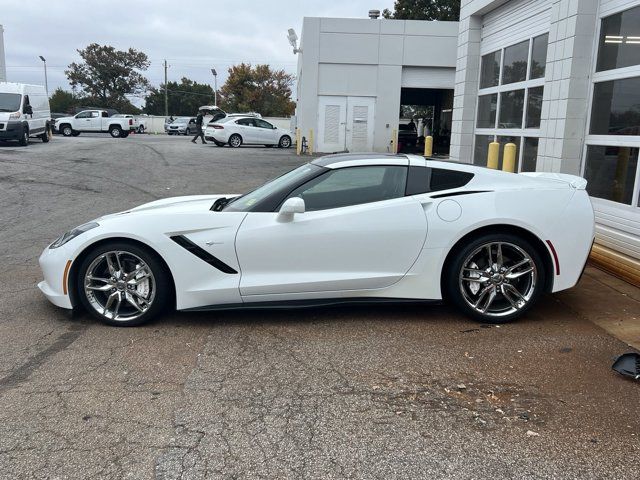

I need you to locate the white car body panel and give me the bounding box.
[204,116,292,146]
[38,154,595,316]
[0,82,50,140]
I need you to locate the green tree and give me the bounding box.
[65,43,150,109]
[219,64,295,117]
[383,0,460,21]
[49,87,77,113]
[144,77,215,116]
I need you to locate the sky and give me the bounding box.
[2,0,395,105]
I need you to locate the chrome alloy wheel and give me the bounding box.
[458,242,537,318]
[83,250,156,321]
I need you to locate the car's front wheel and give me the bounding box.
[76,242,171,326]
[445,233,545,324]
[278,135,292,148]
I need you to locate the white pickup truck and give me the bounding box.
[55,110,135,138]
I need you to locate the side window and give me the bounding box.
[101,111,108,118]
[405,167,474,195]
[90,111,100,118]
[255,119,273,129]
[76,111,90,118]
[285,166,408,211]
[236,118,252,126]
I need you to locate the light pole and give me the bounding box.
[211,68,217,106]
[38,56,48,96]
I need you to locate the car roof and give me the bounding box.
[311,153,409,167]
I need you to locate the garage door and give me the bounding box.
[481,0,551,54]
[401,67,455,89]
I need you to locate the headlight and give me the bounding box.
[49,222,99,249]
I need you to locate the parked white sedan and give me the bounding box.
[204,116,292,148]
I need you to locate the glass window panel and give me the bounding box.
[590,77,640,135]
[521,138,539,172]
[497,136,521,171]
[596,5,640,72]
[530,34,549,79]
[498,89,525,128]
[480,51,501,88]
[584,145,638,204]
[477,94,497,128]
[502,40,529,84]
[526,86,543,128]
[474,135,493,166]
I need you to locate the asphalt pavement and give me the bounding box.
[0,134,638,479]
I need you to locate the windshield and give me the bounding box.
[0,93,21,112]
[223,164,323,212]
[173,118,189,124]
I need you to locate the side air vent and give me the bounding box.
[170,235,238,274]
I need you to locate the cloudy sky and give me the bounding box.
[3,0,395,104]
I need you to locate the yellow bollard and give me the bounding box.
[502,143,517,173]
[487,141,499,169]
[295,128,302,155]
[308,129,314,155]
[423,135,433,157]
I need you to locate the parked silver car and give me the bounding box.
[165,117,197,135]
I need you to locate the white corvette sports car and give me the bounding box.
[38,153,595,327]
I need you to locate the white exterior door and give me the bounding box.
[346,97,375,152]
[317,96,347,152]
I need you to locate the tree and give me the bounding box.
[49,87,77,114]
[144,77,216,116]
[219,64,295,117]
[383,0,460,21]
[65,43,150,109]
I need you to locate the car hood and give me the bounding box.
[97,194,237,220]
[54,116,75,123]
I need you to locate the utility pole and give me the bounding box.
[39,56,48,97]
[210,68,217,106]
[163,59,168,117]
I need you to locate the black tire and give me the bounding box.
[76,241,172,327]
[228,134,242,148]
[109,125,122,138]
[278,135,292,148]
[213,140,225,147]
[40,128,50,143]
[120,131,130,138]
[71,131,81,137]
[61,124,73,137]
[444,233,546,324]
[18,127,29,146]
[137,125,145,134]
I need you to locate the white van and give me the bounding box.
[0,82,51,146]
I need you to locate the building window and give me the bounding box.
[526,86,543,128]
[530,34,549,79]
[477,94,497,128]
[590,77,640,135]
[596,5,640,72]
[480,51,501,88]
[502,40,529,85]
[584,146,638,204]
[584,6,640,208]
[474,34,548,171]
[522,138,539,172]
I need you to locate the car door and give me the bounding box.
[74,111,93,130]
[234,118,259,144]
[235,163,428,297]
[254,119,278,145]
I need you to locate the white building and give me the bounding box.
[295,16,459,153]
[0,25,6,82]
[450,0,640,285]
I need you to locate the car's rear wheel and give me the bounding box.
[278,135,292,148]
[228,134,242,148]
[445,233,545,324]
[109,126,122,138]
[40,128,50,143]
[76,242,171,326]
[138,125,145,134]
[213,140,225,147]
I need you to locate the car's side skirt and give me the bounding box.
[181,297,440,312]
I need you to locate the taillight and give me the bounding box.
[129,119,133,125]
[212,125,224,129]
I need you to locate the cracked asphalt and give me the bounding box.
[0,134,639,479]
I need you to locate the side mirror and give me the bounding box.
[278,197,305,220]
[273,125,277,129]
[24,105,33,115]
